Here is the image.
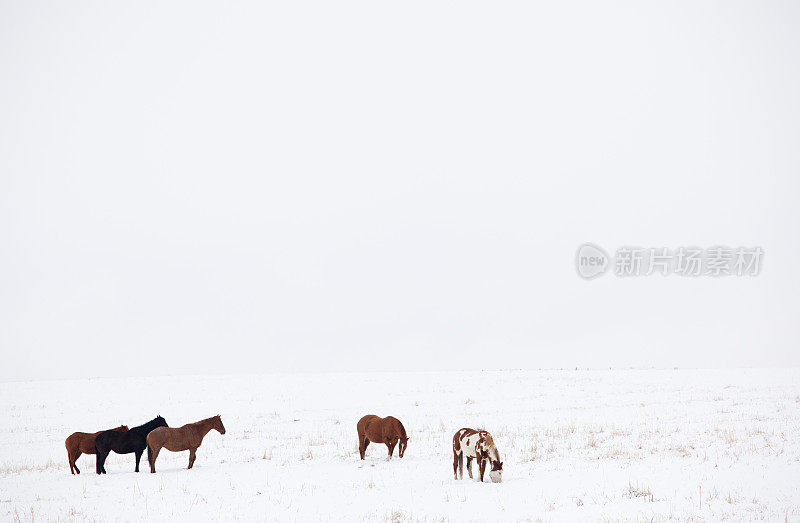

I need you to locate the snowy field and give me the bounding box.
[1,369,799,521]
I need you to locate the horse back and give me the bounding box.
[146,426,170,446]
[359,415,406,443]
[65,431,87,446]
[453,428,482,454]
[96,427,143,453]
[94,429,119,452]
[66,432,92,454]
[357,415,380,434]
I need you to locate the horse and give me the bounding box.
[94,416,168,474]
[146,415,225,473]
[356,415,409,460]
[452,428,503,482]
[65,425,128,474]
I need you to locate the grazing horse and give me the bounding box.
[453,428,503,482]
[94,416,168,474]
[357,415,409,460]
[65,425,128,474]
[146,415,225,473]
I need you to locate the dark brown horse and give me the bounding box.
[65,425,128,474]
[146,415,225,473]
[95,416,168,474]
[357,415,408,460]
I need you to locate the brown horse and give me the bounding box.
[357,415,409,460]
[65,425,128,474]
[146,415,225,473]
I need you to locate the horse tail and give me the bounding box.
[65,440,73,473]
[452,429,462,452]
[146,440,153,464]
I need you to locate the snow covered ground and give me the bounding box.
[1,369,798,521]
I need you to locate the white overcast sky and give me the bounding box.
[1,1,799,380]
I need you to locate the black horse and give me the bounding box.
[95,416,168,474]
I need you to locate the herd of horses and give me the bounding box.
[66,414,503,482]
[66,415,225,474]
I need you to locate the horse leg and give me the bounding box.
[135,449,143,472]
[387,440,396,460]
[69,450,81,474]
[479,458,486,482]
[96,450,107,475]
[466,457,473,479]
[453,451,462,480]
[148,443,160,473]
[188,448,197,469]
[360,437,369,460]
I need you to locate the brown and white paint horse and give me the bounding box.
[452,428,503,482]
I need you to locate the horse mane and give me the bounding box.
[190,415,219,426]
[391,417,407,439]
[131,417,164,434]
[483,433,501,462]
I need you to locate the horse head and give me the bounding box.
[489,460,503,483]
[114,425,129,432]
[398,436,409,458]
[155,415,168,428]
[214,414,226,434]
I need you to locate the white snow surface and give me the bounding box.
[1,369,799,521]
